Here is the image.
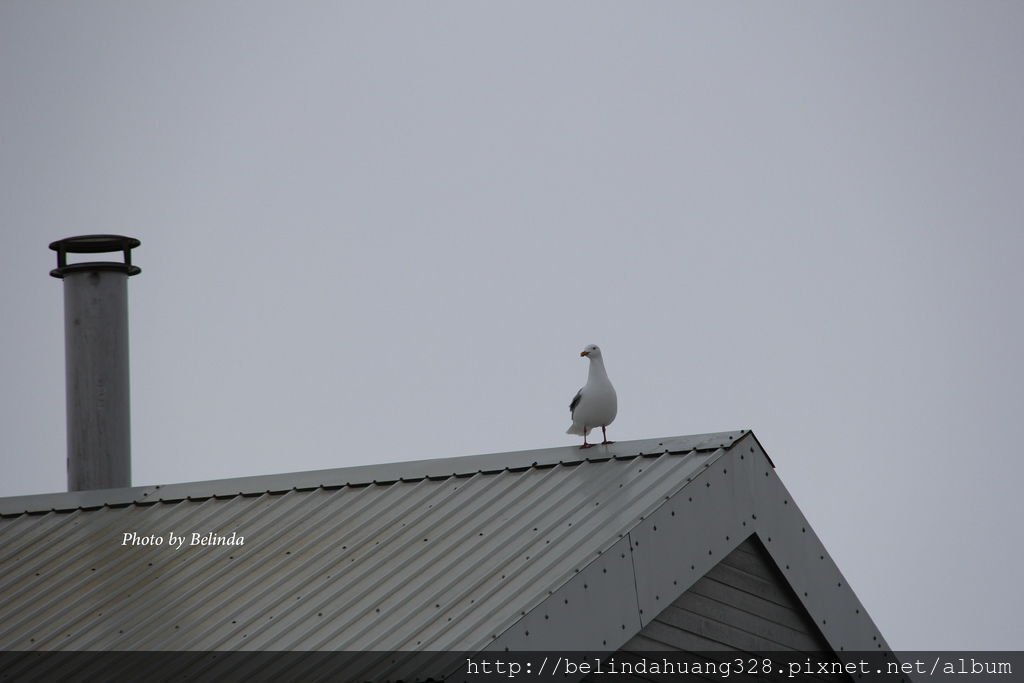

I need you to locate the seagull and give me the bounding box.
[566,344,618,448]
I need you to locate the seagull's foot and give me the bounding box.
[580,443,594,449]
[601,440,615,445]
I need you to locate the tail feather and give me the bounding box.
[566,424,587,436]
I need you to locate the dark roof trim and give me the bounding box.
[0,431,752,517]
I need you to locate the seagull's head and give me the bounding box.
[580,344,602,358]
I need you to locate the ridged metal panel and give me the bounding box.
[487,534,642,652]
[0,437,728,654]
[0,431,747,517]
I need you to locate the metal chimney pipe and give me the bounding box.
[49,235,140,491]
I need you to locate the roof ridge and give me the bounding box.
[0,430,748,517]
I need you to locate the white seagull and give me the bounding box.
[566,344,618,448]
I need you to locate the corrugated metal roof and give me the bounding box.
[0,431,746,652]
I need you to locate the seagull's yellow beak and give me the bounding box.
[580,350,590,357]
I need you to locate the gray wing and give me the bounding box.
[569,388,583,416]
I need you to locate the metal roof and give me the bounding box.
[0,431,745,517]
[0,429,890,680]
[0,432,745,652]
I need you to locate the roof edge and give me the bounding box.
[484,430,888,654]
[0,430,750,517]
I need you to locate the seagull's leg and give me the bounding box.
[581,429,593,449]
[601,426,614,445]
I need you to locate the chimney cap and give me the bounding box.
[49,234,141,279]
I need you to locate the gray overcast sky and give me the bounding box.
[2,1,1022,651]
